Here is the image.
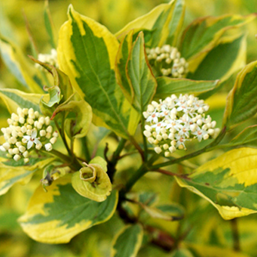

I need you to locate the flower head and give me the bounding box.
[146,45,188,78]
[0,108,58,163]
[35,49,58,70]
[143,94,220,156]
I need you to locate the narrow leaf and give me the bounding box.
[44,0,56,48]
[127,32,157,113]
[0,38,43,93]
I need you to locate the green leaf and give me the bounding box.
[186,243,250,257]
[127,32,157,113]
[44,0,56,48]
[171,249,194,257]
[115,31,134,103]
[0,157,54,195]
[142,203,184,221]
[223,61,257,128]
[111,224,143,257]
[230,125,257,146]
[19,177,118,243]
[0,88,43,114]
[90,156,108,172]
[154,77,219,99]
[58,5,139,138]
[126,191,158,206]
[30,56,73,108]
[175,147,257,220]
[179,13,256,60]
[116,0,185,47]
[52,98,92,138]
[0,37,43,93]
[188,34,246,81]
[72,161,112,202]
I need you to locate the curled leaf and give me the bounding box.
[72,162,112,202]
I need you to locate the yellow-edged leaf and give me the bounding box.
[19,176,118,243]
[176,147,257,220]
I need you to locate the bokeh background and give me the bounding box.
[0,0,257,256]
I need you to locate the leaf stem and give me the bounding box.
[128,135,144,161]
[54,114,72,157]
[42,149,81,171]
[112,138,127,161]
[107,138,127,182]
[153,169,190,180]
[82,136,91,162]
[141,116,148,160]
[120,164,148,198]
[231,218,240,251]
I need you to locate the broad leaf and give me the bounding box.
[111,224,143,257]
[154,77,218,99]
[126,32,157,113]
[179,13,256,60]
[188,34,246,81]
[176,147,257,220]
[223,61,257,128]
[0,157,54,195]
[116,0,185,47]
[221,125,257,148]
[0,38,43,93]
[19,177,118,243]
[58,5,139,138]
[52,98,92,138]
[231,125,257,145]
[0,88,43,114]
[72,159,112,202]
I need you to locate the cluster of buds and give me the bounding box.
[0,108,58,163]
[143,94,220,156]
[146,45,188,78]
[35,49,58,70]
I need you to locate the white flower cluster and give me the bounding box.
[35,49,58,70]
[146,45,188,78]
[143,94,220,156]
[0,108,58,163]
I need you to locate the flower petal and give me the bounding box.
[27,140,33,150]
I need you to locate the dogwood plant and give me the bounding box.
[1,0,257,256]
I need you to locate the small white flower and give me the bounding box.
[45,143,52,151]
[23,130,41,150]
[50,137,57,144]
[13,154,21,161]
[0,146,6,152]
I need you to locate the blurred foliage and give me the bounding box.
[1,0,257,257]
